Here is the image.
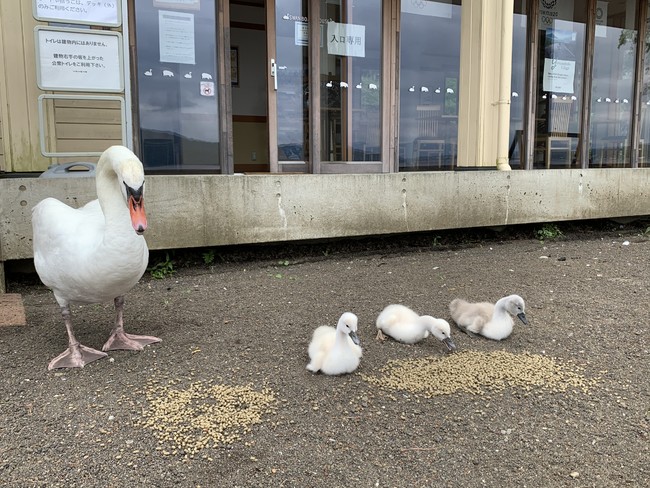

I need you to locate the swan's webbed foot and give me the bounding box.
[455,324,479,338]
[461,328,479,338]
[48,344,108,370]
[104,296,161,351]
[102,329,161,352]
[376,329,387,341]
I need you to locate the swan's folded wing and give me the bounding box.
[307,326,334,357]
[377,304,418,330]
[32,199,104,287]
[450,300,493,330]
[33,199,104,249]
[307,326,336,372]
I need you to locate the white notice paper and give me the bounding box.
[159,10,195,64]
[35,27,123,92]
[595,1,609,38]
[34,0,121,26]
[327,22,365,58]
[542,58,576,93]
[538,0,574,30]
[401,1,451,18]
[295,21,308,46]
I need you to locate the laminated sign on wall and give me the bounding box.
[327,22,365,58]
[34,27,123,92]
[33,0,121,27]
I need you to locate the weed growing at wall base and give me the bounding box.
[536,223,563,241]
[148,253,175,279]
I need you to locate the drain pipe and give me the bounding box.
[496,0,514,170]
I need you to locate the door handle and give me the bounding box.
[270,58,278,91]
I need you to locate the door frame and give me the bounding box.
[265,0,396,174]
[220,0,234,174]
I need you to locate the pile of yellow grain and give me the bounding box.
[138,379,276,457]
[362,350,599,397]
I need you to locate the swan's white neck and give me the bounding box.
[95,150,138,233]
[494,296,512,317]
[481,297,514,340]
[99,175,125,232]
[333,329,351,350]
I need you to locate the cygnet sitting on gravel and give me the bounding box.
[449,294,528,340]
[306,312,362,375]
[376,304,456,351]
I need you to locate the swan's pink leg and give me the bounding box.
[48,305,107,370]
[102,296,161,351]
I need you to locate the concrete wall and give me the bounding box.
[2,169,650,264]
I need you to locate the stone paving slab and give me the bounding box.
[0,293,27,326]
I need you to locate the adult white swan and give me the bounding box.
[32,146,160,370]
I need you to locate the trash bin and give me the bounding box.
[39,162,96,178]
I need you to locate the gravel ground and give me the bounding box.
[1,222,649,487]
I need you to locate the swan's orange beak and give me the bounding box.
[128,195,147,235]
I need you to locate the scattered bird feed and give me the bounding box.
[362,350,599,397]
[138,379,276,457]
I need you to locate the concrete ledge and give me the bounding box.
[1,169,650,262]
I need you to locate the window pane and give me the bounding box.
[641,3,650,168]
[275,0,309,165]
[533,1,587,169]
[320,0,382,162]
[134,2,220,172]
[589,0,637,168]
[510,0,527,169]
[398,1,462,171]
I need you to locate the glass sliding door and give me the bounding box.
[589,0,638,168]
[533,0,588,169]
[509,0,528,169]
[398,0,462,171]
[319,0,383,170]
[640,3,650,168]
[133,2,221,172]
[270,0,385,173]
[273,0,310,172]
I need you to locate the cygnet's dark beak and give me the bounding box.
[517,312,528,325]
[442,337,457,352]
[349,330,361,345]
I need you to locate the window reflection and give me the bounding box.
[589,0,636,168]
[398,0,461,172]
[509,0,527,169]
[641,5,650,168]
[275,0,309,167]
[134,2,220,172]
[320,0,382,163]
[534,1,587,169]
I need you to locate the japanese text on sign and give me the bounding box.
[35,27,123,92]
[326,22,365,58]
[34,0,121,27]
[159,10,195,64]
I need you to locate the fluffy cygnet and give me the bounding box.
[449,294,528,340]
[306,312,362,375]
[376,304,456,351]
